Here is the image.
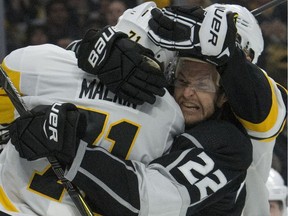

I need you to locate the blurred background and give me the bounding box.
[0,0,287,183]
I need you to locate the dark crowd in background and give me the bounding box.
[3,0,287,183]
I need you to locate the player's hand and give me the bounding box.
[148,4,238,66]
[76,26,167,105]
[148,6,204,50]
[198,4,238,66]
[9,103,86,165]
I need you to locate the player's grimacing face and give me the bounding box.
[173,59,224,127]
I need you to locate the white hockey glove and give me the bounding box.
[199,4,238,66]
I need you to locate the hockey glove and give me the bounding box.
[76,26,167,105]
[198,4,238,66]
[148,6,204,50]
[9,103,86,165]
[148,4,238,66]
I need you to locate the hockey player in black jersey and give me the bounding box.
[6,2,287,216]
[147,3,287,215]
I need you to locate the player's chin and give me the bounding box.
[183,113,204,127]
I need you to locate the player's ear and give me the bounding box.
[216,92,227,108]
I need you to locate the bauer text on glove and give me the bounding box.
[76,26,167,105]
[9,103,87,165]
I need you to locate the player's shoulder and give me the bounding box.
[5,44,64,59]
[142,89,184,124]
[157,89,183,114]
[185,120,252,160]
[3,44,76,72]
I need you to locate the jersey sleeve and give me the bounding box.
[0,60,22,124]
[220,48,287,141]
[0,48,27,150]
[0,44,65,125]
[219,48,287,216]
[65,120,252,215]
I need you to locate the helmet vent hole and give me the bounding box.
[142,9,149,17]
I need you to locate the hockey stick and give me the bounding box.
[0,66,93,216]
[251,0,287,16]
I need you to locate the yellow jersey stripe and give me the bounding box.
[237,73,278,133]
[0,63,21,124]
[0,186,19,212]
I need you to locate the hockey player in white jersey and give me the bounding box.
[147,3,287,215]
[0,3,184,215]
[51,2,285,215]
[3,2,252,216]
[210,5,287,216]
[2,2,287,216]
[63,4,285,215]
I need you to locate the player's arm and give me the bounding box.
[0,49,28,150]
[64,120,252,215]
[0,62,22,125]
[8,106,252,215]
[148,3,287,140]
[71,26,168,105]
[218,48,287,141]
[7,102,252,215]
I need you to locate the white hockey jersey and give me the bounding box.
[0,44,184,215]
[241,77,287,216]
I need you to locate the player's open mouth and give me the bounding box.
[182,102,200,110]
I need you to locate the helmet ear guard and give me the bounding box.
[114,2,176,71]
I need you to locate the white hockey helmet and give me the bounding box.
[266,168,287,215]
[114,2,176,70]
[206,4,264,64]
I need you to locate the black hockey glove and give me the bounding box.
[148,4,238,66]
[148,6,204,50]
[9,103,86,165]
[76,26,167,105]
